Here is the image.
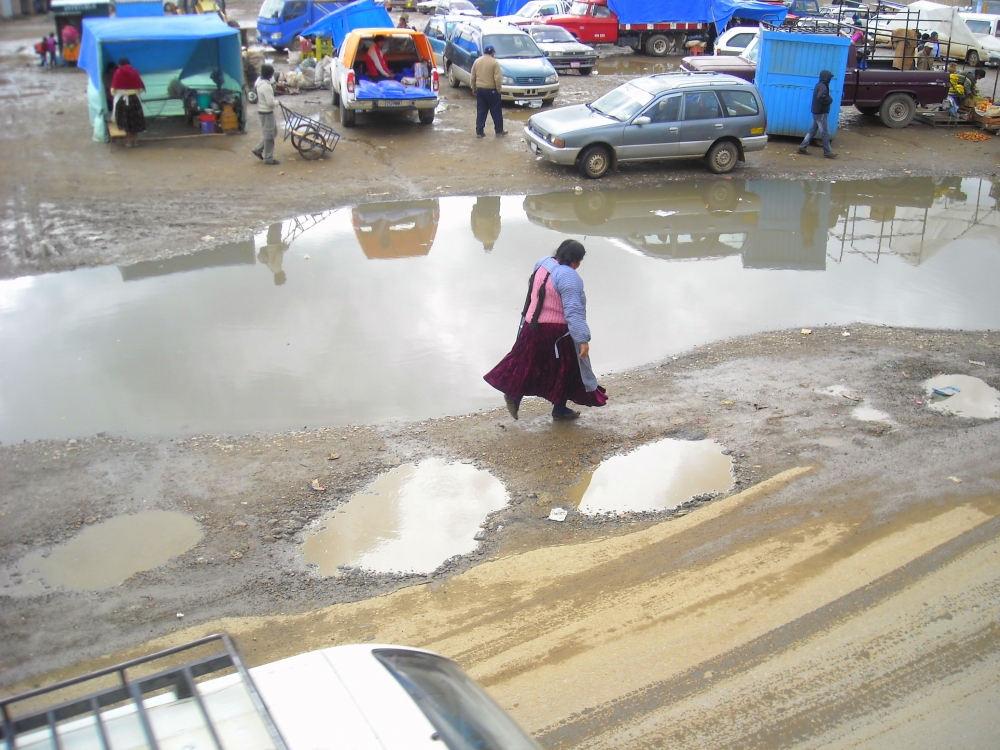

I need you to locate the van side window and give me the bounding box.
[457,30,478,52]
[682,91,722,120]
[592,4,611,17]
[718,90,759,117]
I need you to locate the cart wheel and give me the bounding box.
[291,126,326,159]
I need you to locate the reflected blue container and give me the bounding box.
[754,30,850,138]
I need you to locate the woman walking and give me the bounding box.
[110,57,146,148]
[485,240,607,421]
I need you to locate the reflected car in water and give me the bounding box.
[525,24,596,73]
[495,0,568,25]
[352,199,440,258]
[524,182,761,260]
[524,72,767,178]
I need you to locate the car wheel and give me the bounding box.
[419,108,435,124]
[339,97,356,127]
[247,88,258,104]
[542,97,556,106]
[331,86,340,106]
[966,49,980,66]
[447,63,461,88]
[706,140,739,174]
[579,66,593,75]
[879,92,914,128]
[645,33,670,56]
[578,145,611,179]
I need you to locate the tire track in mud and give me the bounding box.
[538,513,1000,750]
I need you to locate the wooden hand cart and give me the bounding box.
[278,101,341,160]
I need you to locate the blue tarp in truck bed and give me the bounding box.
[301,0,392,47]
[607,0,786,30]
[356,79,436,99]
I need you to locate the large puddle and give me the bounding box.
[1,511,202,594]
[301,459,507,575]
[924,374,1000,419]
[568,439,733,515]
[1,177,999,441]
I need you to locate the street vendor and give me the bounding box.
[960,67,986,108]
[365,39,393,79]
[61,23,80,64]
[110,57,146,148]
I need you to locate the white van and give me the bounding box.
[960,12,1000,64]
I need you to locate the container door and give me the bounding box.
[677,91,726,156]
[620,94,681,160]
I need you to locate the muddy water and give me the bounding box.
[924,374,1000,419]
[568,439,732,515]
[1,177,999,441]
[2,511,201,594]
[302,459,507,575]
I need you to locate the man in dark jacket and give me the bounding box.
[797,70,837,159]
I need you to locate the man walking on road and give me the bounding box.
[470,44,506,138]
[251,65,280,165]
[797,69,837,159]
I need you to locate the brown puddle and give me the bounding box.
[924,374,1000,419]
[302,459,508,575]
[3,511,202,594]
[568,439,733,515]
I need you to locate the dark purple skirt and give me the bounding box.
[115,95,146,135]
[484,322,607,408]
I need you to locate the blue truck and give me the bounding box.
[257,0,347,49]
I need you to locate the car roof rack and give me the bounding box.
[1,633,289,750]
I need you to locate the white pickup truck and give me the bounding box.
[331,28,441,127]
[3,634,542,750]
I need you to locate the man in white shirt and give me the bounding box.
[251,65,280,165]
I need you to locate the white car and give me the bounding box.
[714,26,759,56]
[4,636,544,750]
[960,12,1000,65]
[417,0,481,15]
[494,0,567,26]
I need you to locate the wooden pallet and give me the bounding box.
[915,110,975,128]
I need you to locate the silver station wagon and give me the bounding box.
[524,72,768,178]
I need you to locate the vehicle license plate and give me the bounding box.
[530,141,540,153]
[570,61,580,68]
[379,100,409,107]
[527,100,542,108]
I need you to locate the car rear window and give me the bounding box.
[719,89,759,116]
[729,32,754,48]
[373,649,541,750]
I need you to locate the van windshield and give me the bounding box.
[374,650,542,750]
[482,33,544,57]
[259,0,283,19]
[568,1,590,15]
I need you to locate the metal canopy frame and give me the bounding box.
[1,633,288,750]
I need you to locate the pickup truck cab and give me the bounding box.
[332,28,440,127]
[542,0,707,56]
[257,0,344,48]
[682,35,949,128]
[444,20,560,104]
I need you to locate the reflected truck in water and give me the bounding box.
[352,199,441,259]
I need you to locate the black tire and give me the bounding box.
[447,63,461,88]
[856,105,878,116]
[966,49,980,66]
[542,97,556,106]
[418,108,435,124]
[339,96,356,127]
[578,145,611,179]
[579,66,593,75]
[706,140,739,174]
[247,88,258,104]
[331,86,340,106]
[645,33,670,57]
[879,92,915,128]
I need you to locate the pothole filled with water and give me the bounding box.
[567,439,733,516]
[302,459,508,575]
[2,511,202,594]
[924,374,1000,419]
[852,406,893,423]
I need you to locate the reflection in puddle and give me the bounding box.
[1,177,999,442]
[852,406,893,423]
[302,459,507,575]
[4,511,201,593]
[568,439,732,515]
[924,374,1000,419]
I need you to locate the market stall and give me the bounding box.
[79,14,245,141]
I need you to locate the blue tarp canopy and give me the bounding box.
[79,14,243,97]
[114,0,165,17]
[301,0,392,46]
[495,0,526,16]
[607,0,786,30]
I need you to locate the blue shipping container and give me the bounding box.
[754,30,849,138]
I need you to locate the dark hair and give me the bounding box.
[974,67,986,78]
[260,64,274,79]
[118,57,130,66]
[554,239,586,266]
